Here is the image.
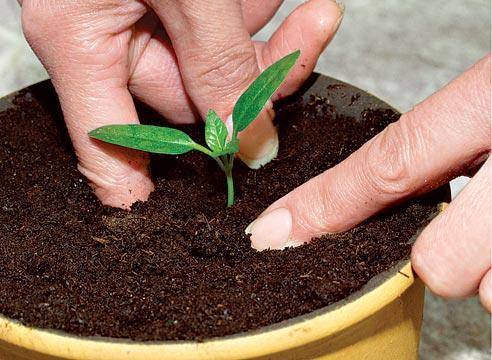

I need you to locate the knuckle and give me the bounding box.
[293,192,331,236]
[289,172,347,235]
[311,172,349,232]
[365,119,417,197]
[192,43,258,98]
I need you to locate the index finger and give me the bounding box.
[248,54,491,250]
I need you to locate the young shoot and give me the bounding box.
[89,50,300,207]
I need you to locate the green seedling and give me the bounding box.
[89,50,300,206]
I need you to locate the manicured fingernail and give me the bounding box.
[246,208,293,250]
[235,102,279,169]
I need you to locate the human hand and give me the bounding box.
[247,55,491,311]
[19,0,343,209]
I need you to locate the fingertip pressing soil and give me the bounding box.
[0,79,449,341]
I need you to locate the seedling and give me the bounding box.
[89,50,300,206]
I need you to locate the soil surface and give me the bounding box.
[0,81,448,341]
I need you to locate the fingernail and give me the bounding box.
[225,114,234,139]
[239,133,278,169]
[246,207,293,250]
[235,101,279,169]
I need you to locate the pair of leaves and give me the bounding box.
[89,110,238,158]
[89,49,300,158]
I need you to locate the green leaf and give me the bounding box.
[213,138,240,157]
[225,138,240,153]
[232,50,300,133]
[205,109,228,153]
[89,124,198,155]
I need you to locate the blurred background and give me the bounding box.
[0,0,490,358]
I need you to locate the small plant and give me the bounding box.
[89,50,300,207]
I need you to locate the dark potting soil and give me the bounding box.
[0,81,448,341]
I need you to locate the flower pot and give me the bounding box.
[0,75,451,360]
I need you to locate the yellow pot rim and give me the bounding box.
[0,259,417,360]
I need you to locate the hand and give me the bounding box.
[248,55,491,311]
[19,0,343,209]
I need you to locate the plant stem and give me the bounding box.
[214,157,226,172]
[220,154,235,207]
[225,167,234,207]
[193,143,215,157]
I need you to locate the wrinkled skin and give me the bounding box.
[19,0,343,208]
[249,54,492,312]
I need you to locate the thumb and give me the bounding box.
[147,0,279,168]
[247,54,491,250]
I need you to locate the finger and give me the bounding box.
[255,0,343,99]
[241,0,283,35]
[148,0,278,168]
[479,269,492,312]
[247,54,491,250]
[238,0,343,168]
[411,159,491,298]
[148,0,258,120]
[129,17,198,124]
[21,1,154,209]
